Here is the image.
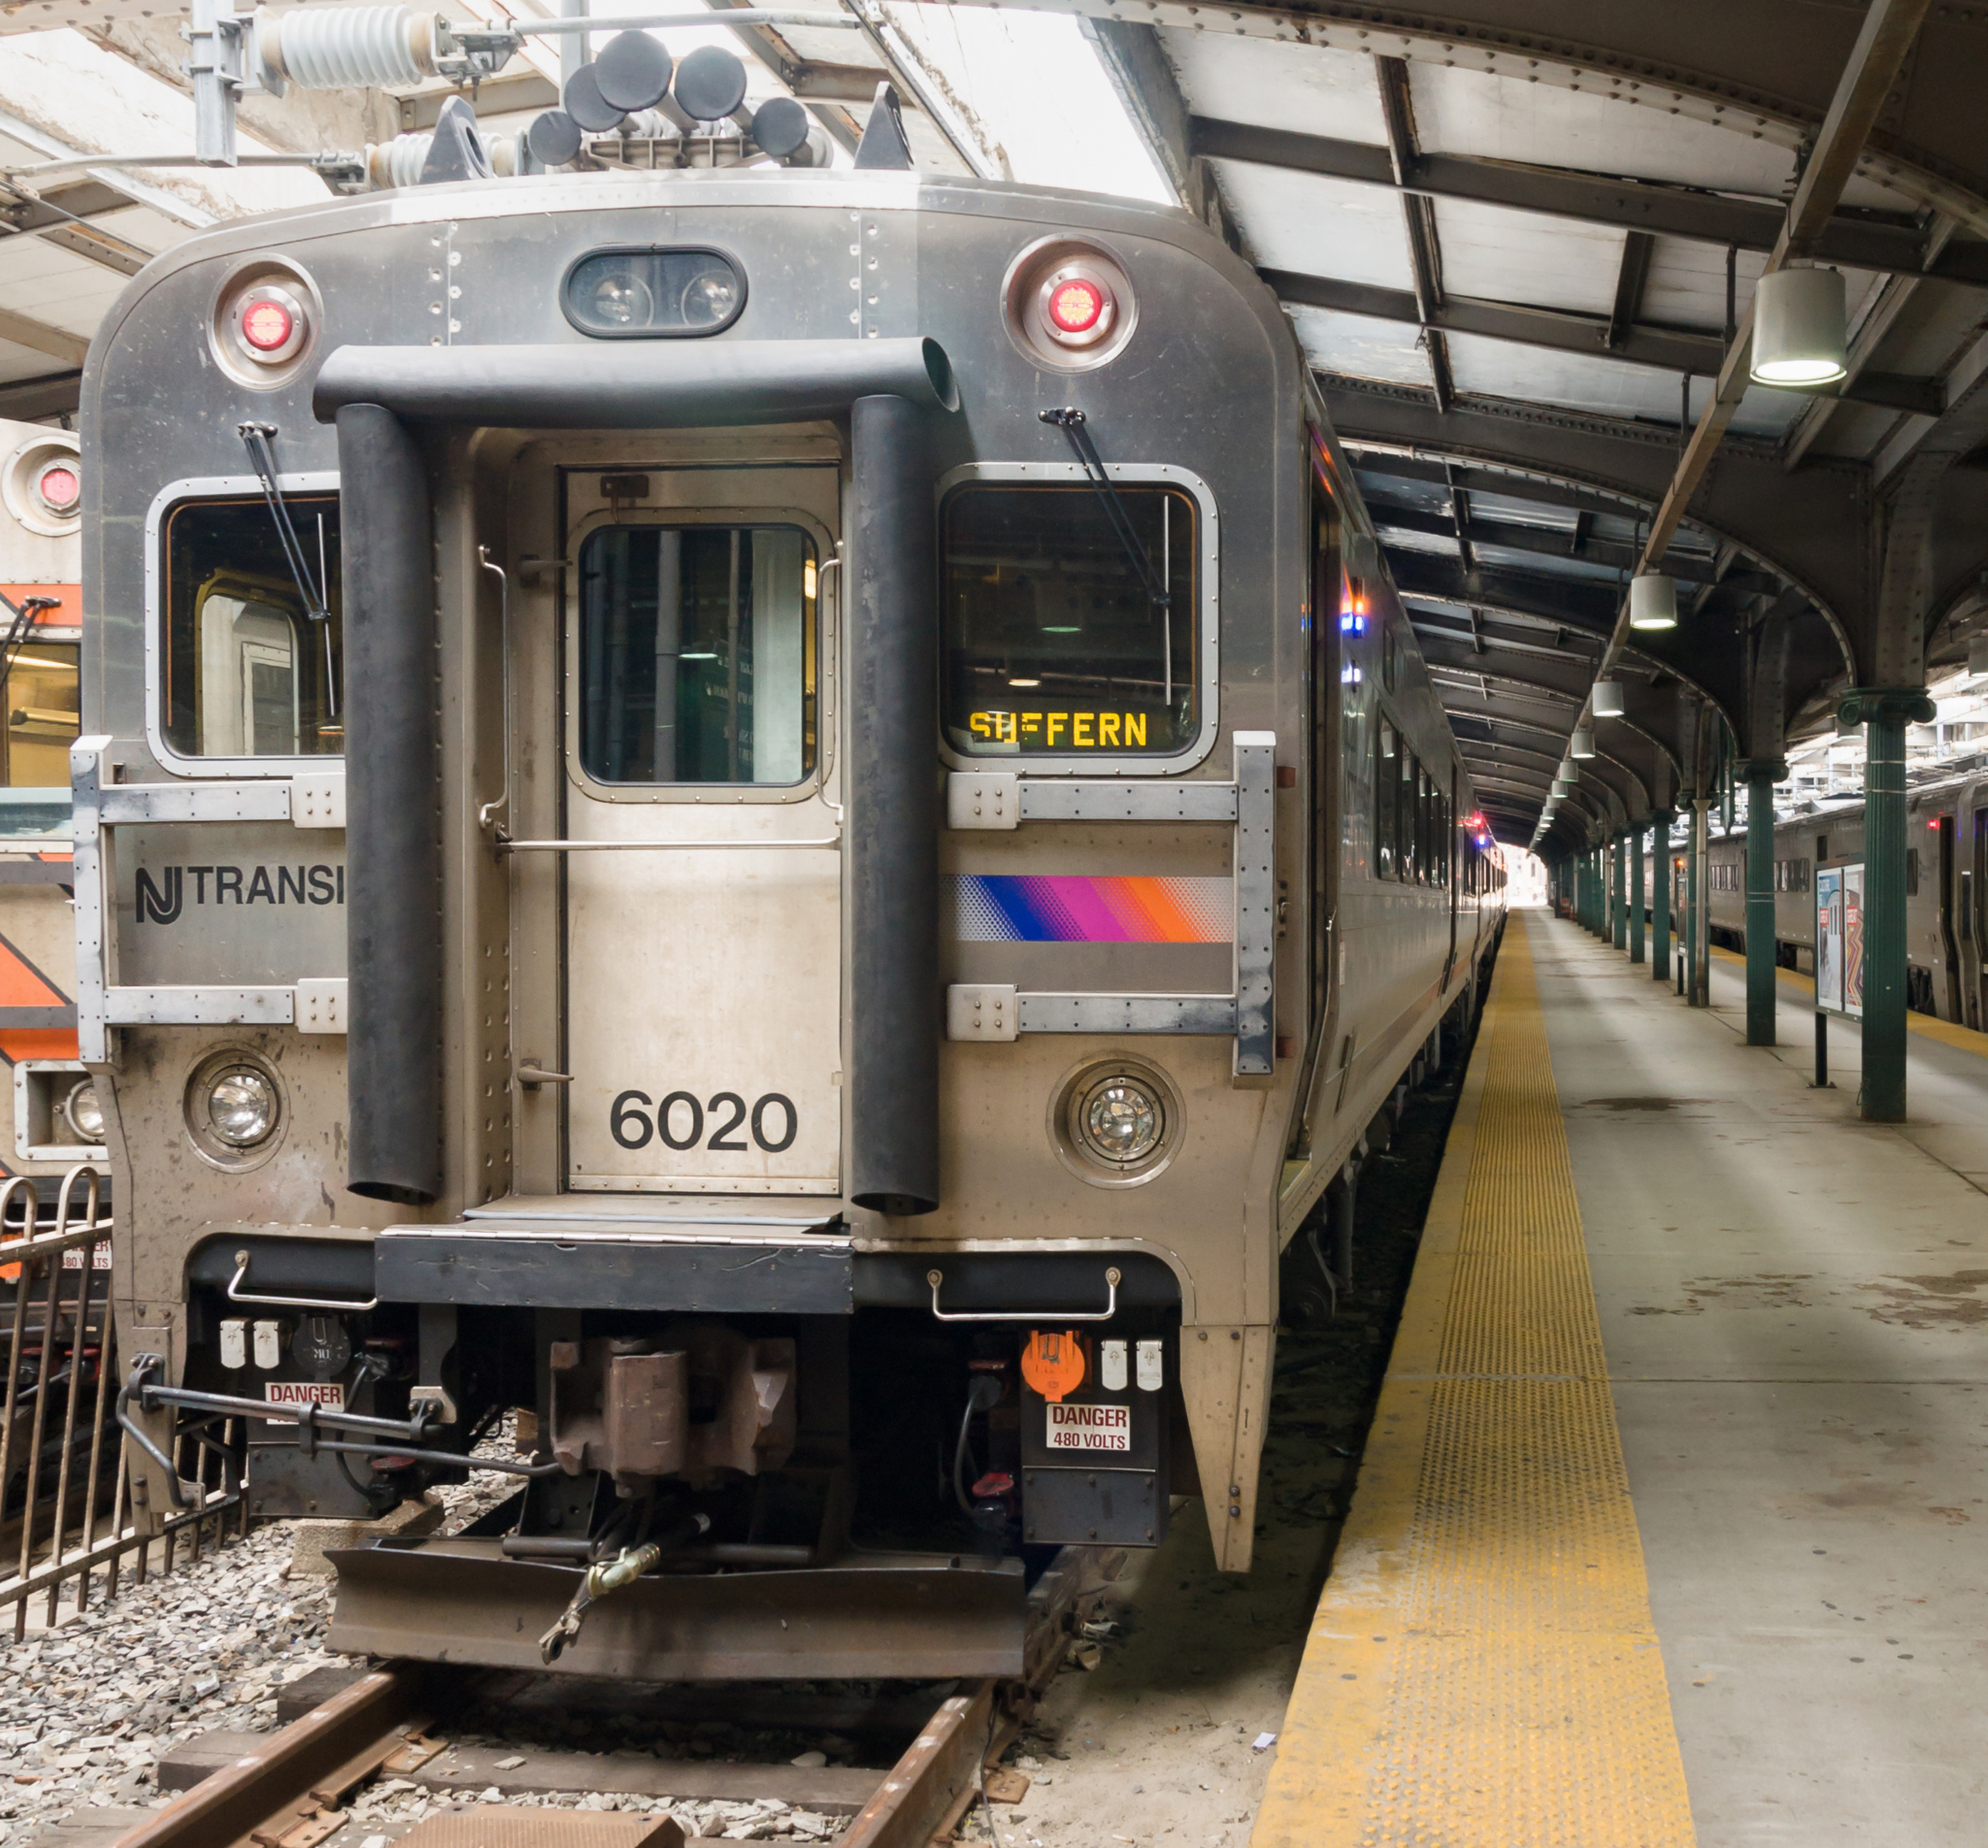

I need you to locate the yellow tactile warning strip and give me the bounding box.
[1252,913,1698,1848]
[1707,943,1988,1058]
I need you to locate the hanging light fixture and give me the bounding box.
[1629,573,1678,631]
[1558,757,1575,781]
[1969,632,1988,676]
[1593,678,1625,717]
[1571,727,1596,759]
[1750,268,1847,385]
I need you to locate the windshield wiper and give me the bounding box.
[1039,408,1171,611]
[238,420,339,721]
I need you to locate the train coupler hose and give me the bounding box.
[537,1513,712,1666]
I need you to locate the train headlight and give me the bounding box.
[205,1067,280,1148]
[1054,1058,1179,1186]
[62,1077,104,1143]
[1078,1076,1162,1166]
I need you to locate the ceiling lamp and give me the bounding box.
[1593,679,1625,717]
[1629,573,1677,631]
[1970,633,1988,676]
[1558,757,1575,780]
[1750,268,1847,386]
[1571,727,1596,759]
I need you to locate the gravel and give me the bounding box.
[0,1454,845,1846]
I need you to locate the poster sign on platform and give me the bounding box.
[1815,863,1865,1018]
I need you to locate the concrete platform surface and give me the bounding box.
[1542,911,1988,1844]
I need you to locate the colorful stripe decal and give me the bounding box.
[951,875,1231,943]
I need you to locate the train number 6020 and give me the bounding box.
[610,1089,798,1154]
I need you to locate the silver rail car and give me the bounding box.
[1705,775,1988,1024]
[83,167,1505,1678]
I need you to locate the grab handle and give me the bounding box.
[925,1265,1119,1323]
[228,1248,379,1314]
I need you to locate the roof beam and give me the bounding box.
[1374,54,1451,412]
[1269,267,1942,415]
[1607,232,1656,353]
[1370,496,1717,582]
[0,370,78,418]
[1190,116,1988,288]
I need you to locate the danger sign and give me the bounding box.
[1045,1402,1131,1452]
[262,1380,346,1425]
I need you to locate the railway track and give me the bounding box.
[96,1545,1121,1848]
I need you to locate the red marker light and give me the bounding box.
[241,298,295,352]
[1046,277,1106,335]
[35,464,79,513]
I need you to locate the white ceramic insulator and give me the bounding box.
[272,6,429,89]
[367,133,433,190]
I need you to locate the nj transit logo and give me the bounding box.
[135,863,345,926]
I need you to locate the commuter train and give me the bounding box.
[1704,774,1984,1025]
[85,123,1505,1676]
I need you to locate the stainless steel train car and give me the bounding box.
[1706,776,1984,1024]
[0,416,101,1184]
[83,146,1504,1677]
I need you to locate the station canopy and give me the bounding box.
[3,0,1986,854]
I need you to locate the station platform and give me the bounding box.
[1253,908,1987,1847]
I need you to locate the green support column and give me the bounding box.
[1650,810,1673,981]
[1740,759,1786,1046]
[1685,800,1705,1006]
[1589,848,1604,935]
[1840,689,1936,1121]
[1629,826,1645,965]
[1611,836,1627,949]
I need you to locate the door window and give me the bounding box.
[161,494,342,758]
[577,523,816,786]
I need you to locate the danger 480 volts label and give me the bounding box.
[1045,1402,1131,1452]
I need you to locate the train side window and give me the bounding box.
[1906,846,1920,898]
[1396,745,1417,883]
[0,627,79,793]
[160,494,343,759]
[1375,718,1397,878]
[578,524,815,786]
[940,483,1198,760]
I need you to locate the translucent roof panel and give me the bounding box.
[1291,306,1430,387]
[1164,33,1386,144]
[1431,197,1626,316]
[1214,164,1416,290]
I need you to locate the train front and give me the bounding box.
[81,165,1304,1677]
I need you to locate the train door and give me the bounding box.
[1288,481,1342,1160]
[537,459,843,1196]
[1972,799,1988,1033]
[1937,813,1962,1022]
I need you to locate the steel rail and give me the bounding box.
[108,1544,1120,1846]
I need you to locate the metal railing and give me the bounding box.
[1,1168,240,1637]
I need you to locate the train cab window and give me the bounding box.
[161,494,343,759]
[1906,846,1920,898]
[578,524,816,786]
[940,483,1198,759]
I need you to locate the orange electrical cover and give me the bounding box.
[1021,1330,1086,1404]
